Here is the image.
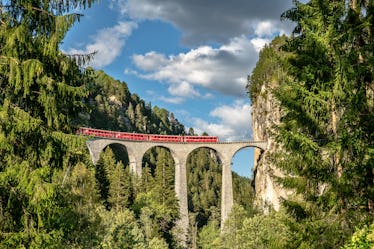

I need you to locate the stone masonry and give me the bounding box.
[85,138,267,242]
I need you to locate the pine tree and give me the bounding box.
[95,147,114,209]
[152,148,179,231]
[232,173,257,215]
[135,104,144,131]
[127,102,135,126]
[187,148,222,228]
[107,162,133,211]
[135,147,179,245]
[197,220,221,249]
[66,161,103,248]
[0,0,96,246]
[99,208,147,249]
[271,0,374,247]
[188,127,196,136]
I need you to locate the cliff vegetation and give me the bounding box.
[247,1,374,248]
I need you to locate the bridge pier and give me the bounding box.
[129,151,144,176]
[86,139,106,165]
[174,153,189,246]
[221,158,234,229]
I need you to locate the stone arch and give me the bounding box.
[231,144,263,158]
[86,139,115,165]
[186,145,225,165]
[86,139,141,173]
[230,145,259,175]
[229,144,265,187]
[185,146,224,229]
[141,145,177,176]
[100,142,130,167]
[230,146,257,213]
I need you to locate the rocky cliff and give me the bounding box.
[248,36,292,211]
[251,84,291,211]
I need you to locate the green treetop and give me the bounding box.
[0,0,97,247]
[269,0,374,247]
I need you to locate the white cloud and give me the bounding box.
[146,90,186,104]
[250,38,271,52]
[193,100,252,141]
[254,21,277,37]
[65,21,138,68]
[159,96,185,104]
[252,20,290,37]
[168,82,200,98]
[128,35,259,99]
[116,0,294,45]
[132,52,168,71]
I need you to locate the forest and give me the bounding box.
[0,0,373,248]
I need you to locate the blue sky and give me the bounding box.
[62,0,294,177]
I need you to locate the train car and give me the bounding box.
[183,135,218,143]
[77,127,95,136]
[115,132,148,141]
[79,127,148,141]
[148,134,183,142]
[102,130,115,138]
[96,130,116,138]
[78,127,116,139]
[79,127,96,136]
[78,127,219,143]
[76,127,87,135]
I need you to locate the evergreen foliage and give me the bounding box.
[248,36,289,101]
[221,206,290,249]
[197,220,221,249]
[235,211,290,249]
[0,0,96,246]
[341,222,374,249]
[185,147,256,247]
[99,208,146,249]
[136,147,179,246]
[0,0,188,247]
[187,148,222,228]
[83,70,186,135]
[232,172,257,215]
[246,0,374,247]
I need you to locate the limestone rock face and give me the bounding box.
[251,84,291,211]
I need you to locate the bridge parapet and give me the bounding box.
[216,141,267,150]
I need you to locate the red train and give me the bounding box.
[77,127,219,143]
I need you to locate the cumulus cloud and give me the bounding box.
[168,82,200,98]
[65,21,138,68]
[192,100,252,141]
[159,96,185,104]
[116,0,293,45]
[128,35,259,98]
[132,52,168,71]
[250,38,271,52]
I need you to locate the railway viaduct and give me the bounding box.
[85,138,267,241]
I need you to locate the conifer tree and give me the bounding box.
[152,148,179,233]
[136,147,179,245]
[66,161,103,248]
[187,148,222,228]
[99,208,147,249]
[0,0,96,246]
[270,0,374,247]
[107,162,133,211]
[95,147,114,209]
